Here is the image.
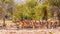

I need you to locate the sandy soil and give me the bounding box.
[0,29,60,34]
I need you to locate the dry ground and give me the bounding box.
[0,28,60,34]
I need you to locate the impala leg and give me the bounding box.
[33,25,35,29]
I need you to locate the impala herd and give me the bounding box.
[16,19,60,29]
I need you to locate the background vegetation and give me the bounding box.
[0,0,60,22]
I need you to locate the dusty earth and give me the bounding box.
[0,28,60,34]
